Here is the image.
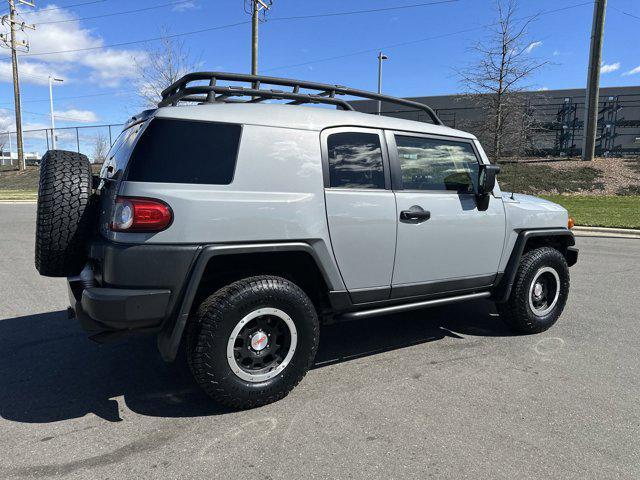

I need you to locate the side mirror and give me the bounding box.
[478,164,500,195]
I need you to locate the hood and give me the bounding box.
[503,193,569,230]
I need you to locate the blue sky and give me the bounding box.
[0,0,638,142]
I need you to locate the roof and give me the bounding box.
[153,102,476,139]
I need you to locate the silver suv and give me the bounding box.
[34,72,578,409]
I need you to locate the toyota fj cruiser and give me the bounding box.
[35,72,578,409]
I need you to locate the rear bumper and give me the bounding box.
[67,239,200,337]
[68,280,170,332]
[69,281,171,331]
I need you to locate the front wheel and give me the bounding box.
[187,276,319,409]
[497,247,570,334]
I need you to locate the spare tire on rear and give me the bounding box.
[35,150,95,277]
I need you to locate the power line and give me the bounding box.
[36,0,198,25]
[20,0,589,60]
[0,91,132,106]
[21,20,251,57]
[7,0,594,111]
[1,104,107,122]
[269,0,459,21]
[21,0,459,57]
[15,0,108,15]
[265,1,595,72]
[610,5,640,21]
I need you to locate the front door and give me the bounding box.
[386,132,505,299]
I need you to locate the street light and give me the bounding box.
[377,52,389,116]
[48,76,64,149]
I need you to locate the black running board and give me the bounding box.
[338,292,491,321]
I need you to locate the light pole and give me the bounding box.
[377,52,388,115]
[48,76,64,149]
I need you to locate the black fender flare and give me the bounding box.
[493,228,577,303]
[156,242,341,362]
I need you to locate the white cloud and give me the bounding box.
[538,87,549,91]
[524,41,543,54]
[82,49,146,87]
[0,109,14,132]
[552,50,561,56]
[0,60,68,85]
[601,62,620,74]
[622,65,640,76]
[54,109,99,123]
[1,4,148,87]
[173,1,198,11]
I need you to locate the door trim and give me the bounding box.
[390,273,496,299]
[345,273,496,306]
[349,286,391,303]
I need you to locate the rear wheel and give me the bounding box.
[187,275,319,409]
[35,150,95,277]
[498,247,570,334]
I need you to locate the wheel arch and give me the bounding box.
[157,242,341,362]
[493,228,577,303]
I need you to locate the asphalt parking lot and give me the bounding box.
[1,203,638,479]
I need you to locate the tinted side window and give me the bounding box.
[395,136,479,193]
[126,119,241,184]
[327,132,385,189]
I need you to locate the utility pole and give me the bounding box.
[377,52,388,115]
[582,0,607,161]
[247,0,271,78]
[48,76,63,150]
[1,0,36,171]
[251,0,259,76]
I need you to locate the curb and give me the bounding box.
[0,200,37,204]
[573,226,640,239]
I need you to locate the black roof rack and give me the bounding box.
[158,72,443,125]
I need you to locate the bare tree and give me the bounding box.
[92,132,109,164]
[457,0,546,161]
[136,27,199,107]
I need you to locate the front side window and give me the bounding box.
[327,132,385,189]
[395,136,479,193]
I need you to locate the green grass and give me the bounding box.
[0,167,40,190]
[541,195,640,229]
[499,162,604,194]
[0,189,37,201]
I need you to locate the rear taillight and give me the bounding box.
[110,197,173,232]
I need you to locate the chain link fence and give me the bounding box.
[1,123,124,170]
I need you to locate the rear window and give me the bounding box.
[126,118,241,185]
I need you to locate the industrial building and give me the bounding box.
[351,86,640,157]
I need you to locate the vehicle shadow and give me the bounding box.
[0,300,512,424]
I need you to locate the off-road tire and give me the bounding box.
[498,246,570,334]
[35,150,94,277]
[187,275,319,409]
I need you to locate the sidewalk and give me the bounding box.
[572,226,640,239]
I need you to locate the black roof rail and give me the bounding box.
[158,72,443,125]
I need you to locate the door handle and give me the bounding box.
[400,206,431,223]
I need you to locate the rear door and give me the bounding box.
[322,127,397,303]
[386,131,505,299]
